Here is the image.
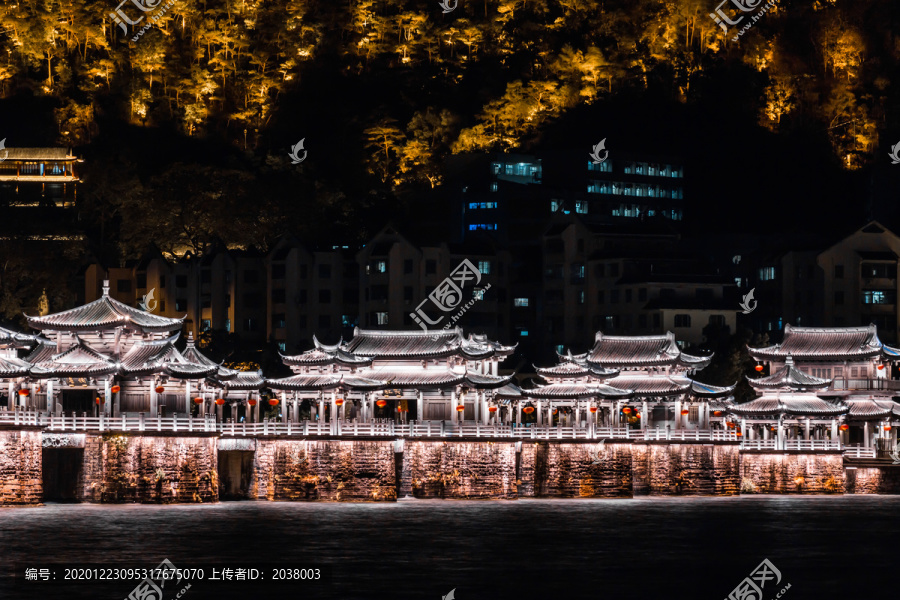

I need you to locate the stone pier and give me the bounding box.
[0,426,43,506]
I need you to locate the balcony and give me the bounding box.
[831,379,900,391]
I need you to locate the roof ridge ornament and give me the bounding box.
[102,280,110,297]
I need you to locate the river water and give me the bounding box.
[0,496,894,599]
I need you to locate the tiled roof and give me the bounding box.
[534,361,592,378]
[524,383,632,399]
[342,328,515,360]
[689,380,736,397]
[463,373,516,389]
[4,148,76,160]
[0,325,39,349]
[0,356,30,377]
[845,398,898,419]
[281,337,372,367]
[749,324,882,360]
[345,328,461,358]
[353,368,465,388]
[602,375,692,396]
[23,340,56,363]
[494,383,523,398]
[266,374,343,391]
[221,370,266,390]
[30,338,117,378]
[26,282,183,333]
[747,356,832,391]
[728,393,848,417]
[586,331,710,369]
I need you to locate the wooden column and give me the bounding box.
[417,391,424,423]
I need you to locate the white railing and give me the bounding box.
[843,445,877,459]
[740,439,777,450]
[637,428,738,442]
[783,439,841,451]
[0,411,747,443]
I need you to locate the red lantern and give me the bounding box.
[456,405,465,412]
[488,406,498,413]
[111,385,121,394]
[839,424,849,431]
[713,411,723,416]
[885,425,892,432]
[215,398,225,406]
[726,421,736,428]
[755,364,764,372]
[636,412,641,418]
[553,409,558,415]
[17,389,29,396]
[397,406,408,412]
[268,398,279,407]
[622,407,632,414]
[155,386,165,394]
[336,398,344,406]
[878,364,885,371]
[523,406,535,414]
[247,399,258,406]
[681,409,689,416]
[589,407,598,413]
[376,399,387,408]
[193,397,203,404]
[95,397,104,404]
[736,432,743,437]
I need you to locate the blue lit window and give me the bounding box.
[477,260,491,274]
[469,224,497,231]
[225,319,231,332]
[514,298,529,307]
[201,319,211,331]
[473,288,485,300]
[278,342,286,352]
[375,260,386,273]
[555,345,565,354]
[519,330,529,337]
[575,201,587,214]
[490,182,498,192]
[863,291,894,304]
[579,291,585,304]
[759,267,776,281]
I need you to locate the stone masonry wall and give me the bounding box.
[251,439,396,501]
[633,443,741,496]
[0,428,42,505]
[844,467,900,494]
[740,453,845,494]
[401,440,518,499]
[81,434,218,503]
[518,441,633,498]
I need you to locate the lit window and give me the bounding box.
[278,342,286,352]
[490,182,498,192]
[579,291,585,304]
[225,319,231,332]
[376,312,388,325]
[863,291,894,304]
[477,260,491,274]
[201,319,211,331]
[551,200,560,212]
[555,345,565,354]
[519,329,529,337]
[375,261,386,273]
[491,163,501,175]
[759,267,776,281]
[473,288,485,300]
[575,201,588,214]
[514,298,529,307]
[604,316,615,329]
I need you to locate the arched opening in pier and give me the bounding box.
[42,448,84,502]
[218,451,253,500]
